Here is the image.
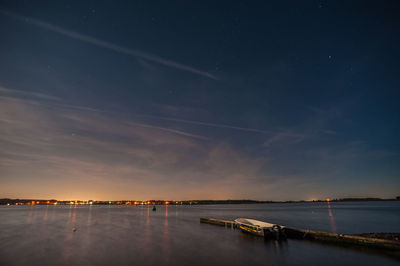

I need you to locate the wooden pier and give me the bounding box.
[200,218,400,254]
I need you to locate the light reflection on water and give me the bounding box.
[42,205,48,223]
[163,206,170,264]
[0,202,399,266]
[327,201,336,233]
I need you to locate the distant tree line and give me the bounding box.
[0,197,399,205]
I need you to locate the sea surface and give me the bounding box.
[0,201,399,265]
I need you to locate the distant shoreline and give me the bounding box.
[1,197,399,206]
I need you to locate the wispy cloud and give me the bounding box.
[0,86,61,101]
[263,131,306,148]
[0,87,277,200]
[0,9,218,80]
[127,121,208,140]
[133,114,274,134]
[2,87,397,200]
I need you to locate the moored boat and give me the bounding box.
[234,218,284,238]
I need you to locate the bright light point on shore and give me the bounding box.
[326,198,331,202]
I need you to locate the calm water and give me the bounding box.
[0,201,399,265]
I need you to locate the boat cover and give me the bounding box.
[234,218,279,229]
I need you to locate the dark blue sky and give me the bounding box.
[0,1,399,200]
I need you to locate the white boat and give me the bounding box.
[234,218,284,238]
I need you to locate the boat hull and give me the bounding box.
[239,224,265,237]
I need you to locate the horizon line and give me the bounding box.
[1,197,398,203]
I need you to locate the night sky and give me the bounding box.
[1,1,399,200]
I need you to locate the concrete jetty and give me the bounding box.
[200,218,400,254]
[200,218,239,228]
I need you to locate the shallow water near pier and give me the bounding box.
[1,201,399,265]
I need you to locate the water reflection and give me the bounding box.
[68,204,73,219]
[272,239,289,259]
[163,206,170,263]
[238,230,289,258]
[42,205,49,223]
[71,204,77,225]
[63,206,77,263]
[87,205,92,226]
[25,205,34,224]
[143,206,151,258]
[327,201,337,233]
